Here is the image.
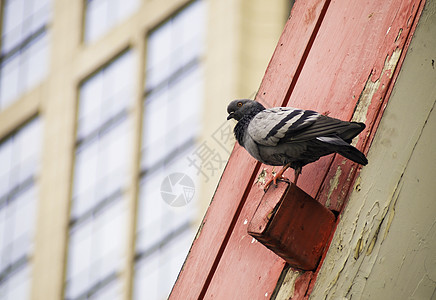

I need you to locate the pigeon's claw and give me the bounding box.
[263,163,291,191]
[293,166,302,185]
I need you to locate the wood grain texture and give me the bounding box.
[170,0,331,298]
[170,0,424,298]
[169,145,260,299]
[288,0,423,210]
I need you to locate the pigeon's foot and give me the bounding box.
[264,163,291,191]
[294,166,302,186]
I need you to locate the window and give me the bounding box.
[65,51,134,300]
[0,0,51,109]
[0,118,42,300]
[84,0,139,43]
[134,1,206,299]
[141,0,205,171]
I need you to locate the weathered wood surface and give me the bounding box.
[170,0,424,298]
[170,0,330,298]
[310,2,435,296]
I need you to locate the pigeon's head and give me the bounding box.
[227,99,265,121]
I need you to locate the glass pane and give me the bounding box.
[69,49,134,299]
[0,140,13,197]
[25,32,49,91]
[0,205,8,272]
[94,200,126,277]
[77,51,133,139]
[84,0,109,42]
[67,219,93,297]
[145,0,206,90]
[0,119,40,298]
[77,73,104,139]
[9,187,37,265]
[84,0,139,43]
[15,118,42,183]
[0,264,31,300]
[134,228,194,300]
[0,53,20,109]
[141,89,170,170]
[73,50,134,216]
[72,138,99,217]
[135,1,206,299]
[136,147,198,253]
[142,0,206,170]
[72,119,130,218]
[66,199,126,299]
[0,0,51,109]
[146,21,172,89]
[0,32,49,110]
[31,0,52,33]
[92,279,122,300]
[1,0,24,53]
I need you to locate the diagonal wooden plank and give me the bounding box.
[169,0,331,298]
[291,0,423,210]
[202,0,423,298]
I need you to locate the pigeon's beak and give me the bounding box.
[227,112,234,120]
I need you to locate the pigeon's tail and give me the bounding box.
[337,145,368,166]
[316,135,368,166]
[341,122,366,143]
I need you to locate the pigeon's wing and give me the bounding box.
[248,107,366,146]
[247,107,320,146]
[290,115,366,143]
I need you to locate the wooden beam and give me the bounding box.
[170,0,424,298]
[169,0,331,298]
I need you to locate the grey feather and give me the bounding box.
[227,99,368,172]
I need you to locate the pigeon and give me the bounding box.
[227,99,368,190]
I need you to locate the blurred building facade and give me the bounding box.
[0,0,288,299]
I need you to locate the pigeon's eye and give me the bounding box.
[237,102,243,107]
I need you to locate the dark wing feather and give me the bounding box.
[247,107,319,146]
[248,108,366,145]
[288,115,366,143]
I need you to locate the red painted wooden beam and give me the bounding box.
[170,0,331,298]
[170,0,424,298]
[316,0,425,211]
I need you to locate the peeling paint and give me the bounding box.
[354,177,362,192]
[382,179,404,241]
[272,269,301,300]
[395,28,403,42]
[309,4,436,297]
[365,224,380,256]
[386,26,391,35]
[352,48,402,125]
[325,166,342,207]
[354,237,363,259]
[256,168,268,185]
